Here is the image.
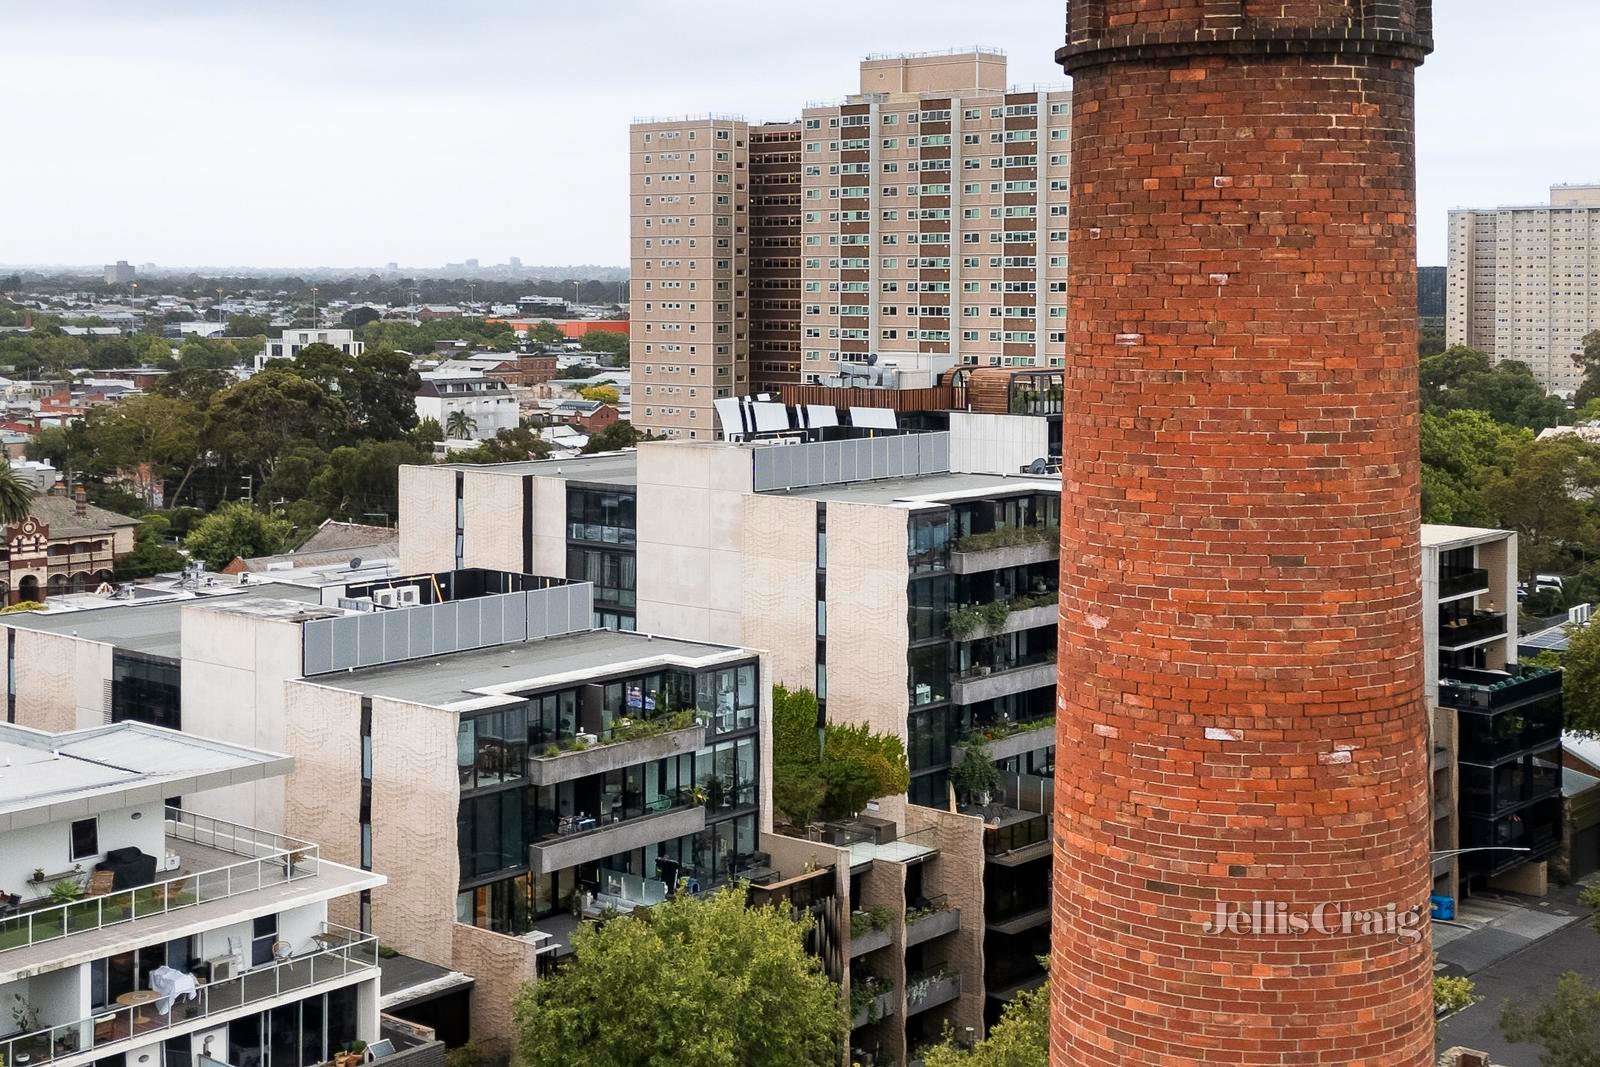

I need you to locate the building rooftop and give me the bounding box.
[1420,523,1510,549]
[438,450,638,484]
[1,581,326,658]
[25,494,141,536]
[0,721,292,825]
[776,470,1058,505]
[306,627,751,707]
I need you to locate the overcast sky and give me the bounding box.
[2,0,1596,271]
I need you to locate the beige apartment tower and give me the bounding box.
[1447,183,1600,394]
[629,49,1071,439]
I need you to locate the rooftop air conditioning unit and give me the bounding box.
[396,586,421,607]
[373,588,400,609]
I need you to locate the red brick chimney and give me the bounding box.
[73,483,87,519]
[1053,2,1434,1064]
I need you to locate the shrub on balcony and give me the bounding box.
[952,524,1059,554]
[772,685,909,825]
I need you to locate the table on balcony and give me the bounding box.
[115,990,162,1032]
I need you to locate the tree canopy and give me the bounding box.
[513,886,843,1067]
[771,684,909,826]
[183,501,292,568]
[1501,971,1600,1067]
[922,977,1049,1067]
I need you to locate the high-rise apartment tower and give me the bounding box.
[1447,184,1600,394]
[629,50,1071,439]
[1053,2,1436,1064]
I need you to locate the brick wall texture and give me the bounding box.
[1051,2,1436,1065]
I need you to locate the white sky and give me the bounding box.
[1,0,1596,270]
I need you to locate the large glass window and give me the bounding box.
[458,705,527,790]
[908,513,950,574]
[909,644,950,707]
[567,487,637,543]
[111,651,181,731]
[458,788,525,880]
[908,576,953,643]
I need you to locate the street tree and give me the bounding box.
[1500,971,1600,1067]
[1420,409,1532,525]
[445,410,478,439]
[514,886,843,1067]
[923,977,1049,1067]
[580,421,643,455]
[1561,623,1600,737]
[1481,435,1600,578]
[528,321,563,344]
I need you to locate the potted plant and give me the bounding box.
[284,849,311,877]
[29,869,44,884]
[48,879,83,905]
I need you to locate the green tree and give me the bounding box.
[305,439,430,524]
[205,367,341,475]
[260,444,330,507]
[528,320,563,344]
[445,410,478,439]
[950,742,1003,806]
[0,463,36,525]
[770,684,909,825]
[1500,971,1600,1067]
[580,421,644,455]
[447,425,551,464]
[922,978,1049,1067]
[1481,435,1600,579]
[183,501,292,568]
[1572,329,1600,409]
[579,330,630,360]
[412,417,444,446]
[1562,622,1600,737]
[579,384,620,405]
[83,394,204,501]
[1420,409,1532,525]
[514,886,843,1067]
[226,314,270,338]
[1421,345,1569,430]
[292,343,420,441]
[115,517,187,580]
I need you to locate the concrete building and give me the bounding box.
[629,115,752,439]
[1447,184,1600,394]
[103,261,135,285]
[414,376,519,441]
[256,330,365,373]
[1052,2,1435,1063]
[629,49,1071,439]
[1423,525,1562,905]
[397,424,1060,1023]
[0,721,388,1067]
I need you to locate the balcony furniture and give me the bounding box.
[93,1013,118,1043]
[86,870,116,897]
[116,989,162,1032]
[96,847,157,890]
[0,892,19,918]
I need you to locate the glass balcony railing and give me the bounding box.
[1460,748,1562,817]
[0,809,319,955]
[1439,567,1491,600]
[568,522,636,545]
[1460,796,1562,875]
[1440,666,1561,713]
[0,925,376,1066]
[1437,611,1508,649]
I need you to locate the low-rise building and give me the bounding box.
[0,720,389,1067]
[256,330,365,373]
[3,487,140,605]
[415,377,519,442]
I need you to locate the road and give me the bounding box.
[1437,916,1600,1063]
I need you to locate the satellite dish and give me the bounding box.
[349,557,363,570]
[1026,458,1048,474]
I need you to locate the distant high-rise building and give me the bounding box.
[103,259,135,285]
[509,256,523,269]
[1418,265,1446,318]
[1447,184,1600,393]
[464,258,480,270]
[629,48,1071,440]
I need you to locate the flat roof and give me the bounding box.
[307,627,752,708]
[1421,523,1510,549]
[0,721,293,826]
[439,451,638,485]
[776,470,1059,506]
[0,582,325,658]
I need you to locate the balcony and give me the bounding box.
[1437,611,1508,651]
[951,658,1057,706]
[0,810,323,958]
[527,718,704,787]
[529,803,707,877]
[1460,795,1561,876]
[0,924,376,1067]
[1459,747,1561,818]
[904,898,960,948]
[904,967,961,1016]
[1439,567,1491,600]
[950,527,1059,575]
[850,980,895,1029]
[977,808,1051,866]
[1439,666,1562,713]
[958,716,1055,763]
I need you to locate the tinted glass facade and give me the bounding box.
[110,650,182,731]
[567,485,638,630]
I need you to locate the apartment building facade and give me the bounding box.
[630,49,1070,439]
[1422,525,1562,904]
[1447,184,1600,394]
[629,116,751,438]
[0,722,387,1067]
